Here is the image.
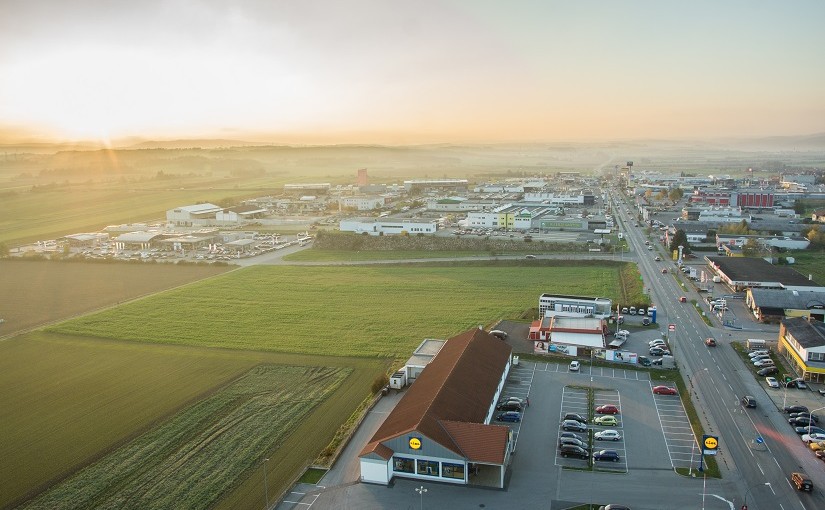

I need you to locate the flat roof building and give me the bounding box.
[778,317,825,383]
[706,256,825,292]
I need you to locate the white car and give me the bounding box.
[649,339,666,347]
[748,350,769,358]
[766,377,780,388]
[594,429,622,441]
[802,433,825,443]
[754,359,775,368]
[569,360,580,372]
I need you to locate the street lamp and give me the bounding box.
[262,458,269,510]
[415,485,428,510]
[805,405,825,437]
[742,482,770,510]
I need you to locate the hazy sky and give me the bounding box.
[1,0,823,144]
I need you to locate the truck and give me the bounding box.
[746,339,767,351]
[712,275,721,283]
[688,267,698,280]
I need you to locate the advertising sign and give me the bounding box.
[702,434,719,455]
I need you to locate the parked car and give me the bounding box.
[705,337,717,347]
[790,417,817,427]
[559,437,588,449]
[678,296,686,302]
[563,413,588,424]
[653,385,678,395]
[753,360,775,368]
[808,440,825,451]
[642,317,651,326]
[593,449,621,462]
[596,404,620,415]
[741,395,757,408]
[802,433,825,443]
[594,415,618,426]
[662,269,669,274]
[498,396,523,406]
[649,338,666,346]
[595,429,622,441]
[757,367,778,376]
[750,355,771,362]
[795,426,825,435]
[638,356,652,367]
[569,360,580,372]
[654,256,661,261]
[496,411,521,422]
[559,444,589,459]
[748,350,769,358]
[497,401,522,412]
[649,347,671,356]
[790,412,819,422]
[559,432,583,442]
[562,420,588,432]
[599,506,631,510]
[766,377,780,388]
[795,379,808,390]
[815,450,825,462]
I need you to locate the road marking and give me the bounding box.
[757,462,764,475]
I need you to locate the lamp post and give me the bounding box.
[262,458,269,510]
[742,482,770,510]
[415,485,427,510]
[805,405,825,437]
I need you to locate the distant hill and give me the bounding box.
[122,139,270,150]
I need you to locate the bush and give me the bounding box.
[371,374,389,394]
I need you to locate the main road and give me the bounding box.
[612,191,825,510]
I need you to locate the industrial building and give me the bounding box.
[746,288,825,323]
[339,218,437,236]
[359,329,513,488]
[538,294,612,318]
[706,257,825,292]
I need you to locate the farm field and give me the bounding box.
[787,250,825,286]
[20,364,350,510]
[0,260,232,338]
[0,331,388,509]
[51,262,643,358]
[283,249,499,262]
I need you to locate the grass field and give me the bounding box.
[283,249,497,262]
[787,250,825,285]
[51,263,644,358]
[0,332,388,509]
[0,260,232,338]
[20,364,350,510]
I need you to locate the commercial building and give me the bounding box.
[359,329,513,488]
[538,294,612,318]
[778,317,825,383]
[338,196,387,211]
[746,288,825,323]
[531,316,605,356]
[166,203,224,227]
[715,234,810,251]
[705,256,825,292]
[403,179,468,193]
[339,218,437,236]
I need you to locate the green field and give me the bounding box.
[21,364,350,510]
[51,263,643,358]
[284,249,496,262]
[787,250,825,285]
[0,332,388,509]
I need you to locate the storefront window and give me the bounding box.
[416,459,440,477]
[442,462,465,480]
[393,456,415,474]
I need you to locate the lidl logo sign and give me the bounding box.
[409,437,422,450]
[704,436,718,449]
[702,434,719,455]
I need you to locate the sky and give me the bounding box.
[1,0,824,144]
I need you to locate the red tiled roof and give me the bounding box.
[360,442,394,460]
[359,328,512,459]
[439,420,509,464]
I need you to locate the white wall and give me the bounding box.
[359,458,390,484]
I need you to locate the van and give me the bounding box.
[791,472,813,491]
[489,330,508,339]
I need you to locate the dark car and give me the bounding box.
[559,444,589,459]
[496,401,523,412]
[559,431,583,442]
[593,449,621,462]
[496,411,521,423]
[562,420,588,432]
[649,347,671,356]
[638,356,652,367]
[642,317,651,326]
[757,367,778,376]
[790,412,819,423]
[795,426,825,435]
[563,412,588,424]
[785,405,809,414]
[741,395,757,408]
[559,437,587,449]
[596,404,620,415]
[790,417,817,427]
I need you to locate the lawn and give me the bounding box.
[0,332,388,509]
[20,364,350,510]
[0,260,232,337]
[284,249,497,262]
[51,263,643,358]
[787,250,825,285]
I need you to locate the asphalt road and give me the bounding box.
[612,191,825,510]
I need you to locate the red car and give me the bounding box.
[705,337,717,347]
[661,268,668,274]
[679,296,687,303]
[653,385,678,395]
[596,404,620,415]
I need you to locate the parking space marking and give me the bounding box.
[555,386,592,467]
[531,361,651,382]
[650,382,698,470]
[591,389,628,473]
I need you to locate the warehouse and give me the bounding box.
[706,256,825,293]
[746,288,825,323]
[359,328,513,488]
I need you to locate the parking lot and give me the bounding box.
[651,383,698,469]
